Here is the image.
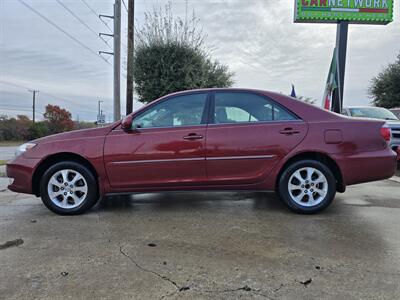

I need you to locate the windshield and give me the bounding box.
[349,107,399,120]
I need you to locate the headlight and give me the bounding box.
[15,142,37,157]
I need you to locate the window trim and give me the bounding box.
[209,90,300,126]
[132,91,211,130]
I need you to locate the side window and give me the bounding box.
[214,92,296,124]
[133,93,207,128]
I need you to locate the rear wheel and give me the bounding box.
[40,161,98,215]
[278,160,336,214]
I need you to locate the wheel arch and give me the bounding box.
[276,151,345,193]
[32,152,99,197]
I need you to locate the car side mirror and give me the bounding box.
[121,115,133,131]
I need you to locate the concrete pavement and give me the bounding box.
[0,179,399,299]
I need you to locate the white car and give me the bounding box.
[342,106,400,156]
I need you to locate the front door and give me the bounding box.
[205,91,307,185]
[104,92,209,189]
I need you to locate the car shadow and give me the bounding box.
[94,191,290,213]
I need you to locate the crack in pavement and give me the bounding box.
[119,245,274,299]
[203,285,273,299]
[119,245,182,292]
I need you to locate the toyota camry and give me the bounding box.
[6,89,397,215]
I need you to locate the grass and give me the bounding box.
[0,140,24,147]
[0,160,7,166]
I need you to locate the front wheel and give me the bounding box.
[40,161,98,215]
[278,160,336,214]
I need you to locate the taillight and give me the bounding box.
[380,125,391,143]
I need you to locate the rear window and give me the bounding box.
[214,92,297,124]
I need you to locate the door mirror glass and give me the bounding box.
[121,115,133,131]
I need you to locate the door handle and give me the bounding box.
[183,133,203,140]
[279,128,300,135]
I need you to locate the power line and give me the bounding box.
[80,0,113,33]
[0,80,32,91]
[55,0,112,50]
[122,0,128,13]
[17,0,111,66]
[0,80,100,112]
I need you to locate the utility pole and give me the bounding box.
[29,90,39,123]
[114,0,121,121]
[126,0,135,115]
[99,0,121,122]
[98,100,103,117]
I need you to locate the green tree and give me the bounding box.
[133,3,234,103]
[369,53,400,108]
[0,115,31,141]
[27,122,50,140]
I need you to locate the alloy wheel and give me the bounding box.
[47,169,88,209]
[288,167,328,207]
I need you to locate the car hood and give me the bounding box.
[33,125,114,144]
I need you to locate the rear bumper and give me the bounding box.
[333,147,397,186]
[6,156,40,194]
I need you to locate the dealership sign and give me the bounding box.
[294,0,394,24]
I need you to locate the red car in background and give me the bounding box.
[6,89,397,215]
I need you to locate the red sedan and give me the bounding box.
[6,89,397,215]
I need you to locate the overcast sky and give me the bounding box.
[0,0,399,121]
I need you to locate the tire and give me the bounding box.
[278,159,336,214]
[40,161,98,215]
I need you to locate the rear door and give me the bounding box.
[205,91,307,185]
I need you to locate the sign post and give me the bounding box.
[97,113,106,126]
[334,20,348,113]
[294,0,394,113]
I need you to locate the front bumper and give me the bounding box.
[390,142,400,161]
[6,156,41,194]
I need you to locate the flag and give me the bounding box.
[290,84,297,98]
[322,48,341,111]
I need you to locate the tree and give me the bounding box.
[133,3,234,103]
[0,115,32,141]
[369,53,400,108]
[27,122,50,140]
[15,115,31,140]
[43,104,74,134]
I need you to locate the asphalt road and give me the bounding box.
[0,146,17,161]
[0,179,399,299]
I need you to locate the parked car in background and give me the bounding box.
[390,108,400,119]
[342,106,400,160]
[6,89,397,215]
